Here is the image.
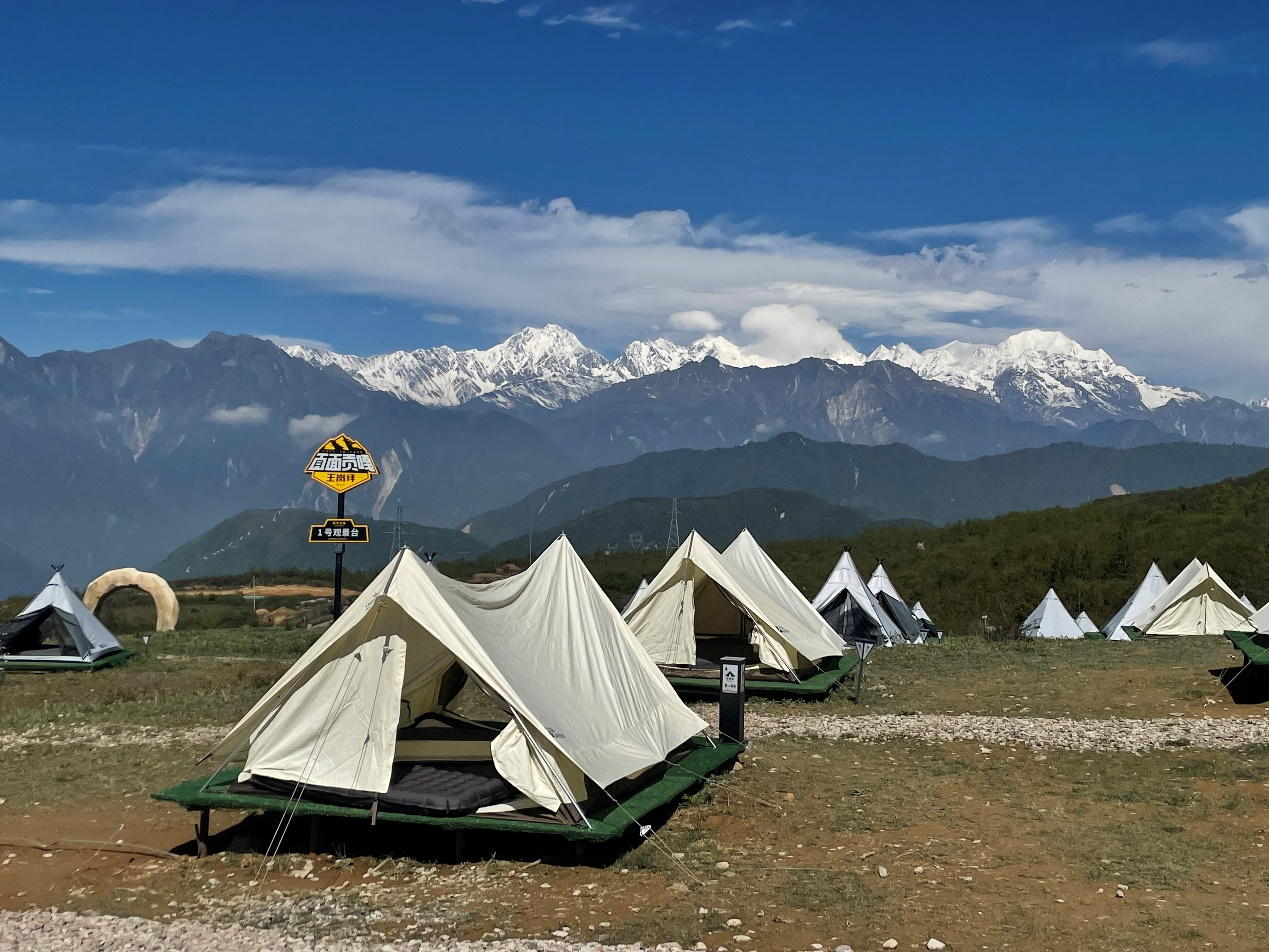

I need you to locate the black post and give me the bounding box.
[333,492,345,620]
[719,656,746,743]
[853,653,866,703]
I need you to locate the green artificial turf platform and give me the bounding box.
[1225,629,1269,668]
[153,736,743,843]
[666,651,857,700]
[0,650,136,672]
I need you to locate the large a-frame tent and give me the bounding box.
[1122,559,1253,637]
[812,549,904,646]
[1102,563,1169,641]
[204,537,707,821]
[722,529,845,650]
[0,570,130,670]
[868,564,924,643]
[625,531,842,681]
[1021,589,1085,640]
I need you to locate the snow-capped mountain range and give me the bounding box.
[287,324,1205,427]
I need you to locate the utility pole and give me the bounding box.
[666,497,681,551]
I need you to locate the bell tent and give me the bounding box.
[0,569,129,670]
[1240,594,1256,612]
[1021,589,1085,640]
[1102,563,1169,641]
[1075,611,1100,635]
[620,578,649,617]
[1121,559,1253,637]
[1250,601,1269,633]
[812,549,903,646]
[624,531,842,682]
[204,537,708,822]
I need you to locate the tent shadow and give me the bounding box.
[168,804,681,868]
[1211,665,1269,705]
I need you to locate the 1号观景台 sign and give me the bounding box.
[305,434,378,493]
[309,518,370,543]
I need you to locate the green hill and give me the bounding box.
[154,508,488,578]
[465,434,1269,545]
[485,488,886,561]
[479,469,1269,638]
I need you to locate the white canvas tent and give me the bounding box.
[721,530,844,652]
[1021,589,1085,640]
[1250,601,1269,634]
[912,601,933,624]
[1123,558,1253,637]
[811,549,903,646]
[1102,563,1169,641]
[624,531,842,677]
[1075,610,1099,635]
[621,578,649,617]
[0,570,126,667]
[1240,594,1256,612]
[206,537,706,818]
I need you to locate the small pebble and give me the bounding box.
[927,940,946,951]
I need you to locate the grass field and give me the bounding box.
[1,629,1267,951]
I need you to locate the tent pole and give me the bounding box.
[511,709,592,830]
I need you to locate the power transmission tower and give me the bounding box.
[390,503,408,553]
[666,497,681,551]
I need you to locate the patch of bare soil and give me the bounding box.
[176,585,362,598]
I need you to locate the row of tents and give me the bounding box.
[1022,559,1267,640]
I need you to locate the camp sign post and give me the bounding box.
[305,434,377,620]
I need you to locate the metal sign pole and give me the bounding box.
[333,490,345,621]
[852,641,874,704]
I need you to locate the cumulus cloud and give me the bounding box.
[737,304,861,365]
[0,166,1267,397]
[205,404,271,425]
[667,309,721,333]
[287,413,357,445]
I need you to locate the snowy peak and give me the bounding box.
[868,329,1202,427]
[287,323,1205,427]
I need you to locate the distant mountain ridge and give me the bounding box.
[485,488,882,562]
[288,325,1211,429]
[154,508,488,578]
[466,434,1269,545]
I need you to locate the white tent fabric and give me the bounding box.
[621,579,649,618]
[1075,611,1099,635]
[1103,563,1169,642]
[10,571,124,661]
[1021,589,1085,640]
[912,601,933,624]
[1126,559,1253,637]
[1250,602,1269,634]
[207,537,706,814]
[721,530,844,654]
[1240,594,1256,612]
[868,564,904,603]
[625,531,841,674]
[812,550,902,645]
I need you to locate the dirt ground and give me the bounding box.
[176,584,361,598]
[1,636,1267,951]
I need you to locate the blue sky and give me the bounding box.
[0,2,1266,396]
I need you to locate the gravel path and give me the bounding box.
[0,910,682,952]
[0,724,220,753]
[737,712,1269,752]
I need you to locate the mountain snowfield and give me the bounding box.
[288,324,1203,425]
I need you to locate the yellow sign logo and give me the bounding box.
[305,434,378,494]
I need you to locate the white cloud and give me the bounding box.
[287,413,357,445]
[1130,38,1219,69]
[517,3,540,15]
[24,286,53,294]
[716,19,758,33]
[1,166,1268,397]
[737,304,861,365]
[423,312,462,325]
[667,309,721,333]
[260,334,334,351]
[545,4,639,31]
[205,404,271,425]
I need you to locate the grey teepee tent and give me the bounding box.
[1103,563,1168,641]
[812,549,904,646]
[1021,589,1085,640]
[0,569,129,670]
